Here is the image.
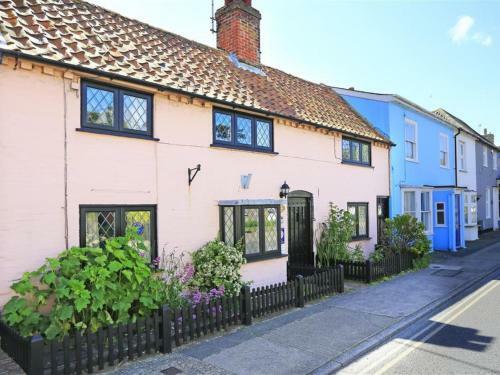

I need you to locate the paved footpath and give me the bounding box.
[1,232,499,375]
[105,233,500,375]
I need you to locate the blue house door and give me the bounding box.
[455,194,461,248]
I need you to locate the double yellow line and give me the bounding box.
[356,280,499,375]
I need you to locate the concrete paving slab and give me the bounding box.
[203,337,328,375]
[262,307,396,357]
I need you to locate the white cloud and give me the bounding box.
[449,16,474,43]
[449,15,493,47]
[472,32,493,46]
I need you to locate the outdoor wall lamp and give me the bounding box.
[188,164,201,186]
[279,181,290,198]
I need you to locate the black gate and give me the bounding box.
[377,196,389,244]
[287,191,314,266]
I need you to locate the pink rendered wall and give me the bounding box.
[0,60,390,304]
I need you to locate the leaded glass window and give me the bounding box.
[215,111,232,142]
[256,120,271,148]
[342,137,371,166]
[82,81,152,137]
[86,87,114,127]
[244,208,260,255]
[220,205,281,259]
[236,116,252,145]
[347,203,369,239]
[123,94,148,131]
[213,108,273,151]
[80,205,156,260]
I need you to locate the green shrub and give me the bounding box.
[316,204,362,266]
[2,229,167,339]
[189,240,246,296]
[380,214,431,258]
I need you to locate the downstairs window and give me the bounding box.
[80,205,156,260]
[220,205,281,260]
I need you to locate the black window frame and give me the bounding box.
[212,108,274,152]
[342,137,372,166]
[347,202,369,240]
[220,205,281,261]
[81,80,153,138]
[79,204,157,259]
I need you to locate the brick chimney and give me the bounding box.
[215,0,261,65]
[483,128,495,144]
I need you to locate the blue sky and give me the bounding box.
[92,0,499,142]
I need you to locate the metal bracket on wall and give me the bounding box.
[188,164,201,186]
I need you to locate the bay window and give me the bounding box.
[402,189,433,233]
[463,192,477,226]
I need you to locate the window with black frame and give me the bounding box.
[220,205,281,260]
[213,108,273,152]
[80,205,156,260]
[82,81,153,137]
[347,202,369,239]
[342,137,371,166]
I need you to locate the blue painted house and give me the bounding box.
[333,88,465,251]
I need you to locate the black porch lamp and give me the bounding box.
[280,181,290,198]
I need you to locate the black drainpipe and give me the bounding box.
[454,128,462,187]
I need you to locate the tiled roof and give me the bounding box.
[0,0,389,143]
[433,108,498,149]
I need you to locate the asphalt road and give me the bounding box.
[338,269,500,375]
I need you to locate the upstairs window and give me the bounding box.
[493,151,497,170]
[213,108,273,152]
[405,118,418,161]
[342,137,371,166]
[220,205,281,260]
[82,81,153,137]
[458,140,467,171]
[439,133,449,168]
[347,202,369,239]
[483,145,488,167]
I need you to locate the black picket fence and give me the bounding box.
[289,252,416,284]
[337,252,416,283]
[0,266,344,375]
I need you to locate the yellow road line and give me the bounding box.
[350,280,499,375]
[374,280,499,375]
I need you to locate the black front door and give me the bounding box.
[288,193,313,265]
[376,197,389,244]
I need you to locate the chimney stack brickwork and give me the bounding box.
[483,128,495,144]
[216,0,261,65]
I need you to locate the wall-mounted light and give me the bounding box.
[241,174,252,189]
[279,181,290,198]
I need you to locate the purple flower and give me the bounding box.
[179,263,195,284]
[132,222,144,235]
[152,256,161,266]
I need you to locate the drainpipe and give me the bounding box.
[454,128,462,187]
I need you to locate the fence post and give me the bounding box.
[242,285,253,325]
[365,260,373,283]
[28,335,44,375]
[296,275,305,307]
[160,305,172,354]
[338,264,345,293]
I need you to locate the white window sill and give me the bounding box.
[406,158,419,163]
[440,165,450,169]
[435,225,447,228]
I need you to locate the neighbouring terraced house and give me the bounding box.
[333,87,467,251]
[433,109,500,234]
[0,0,392,305]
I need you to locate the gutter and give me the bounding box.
[0,48,393,146]
[454,127,462,187]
